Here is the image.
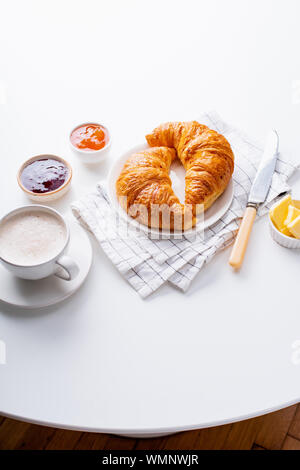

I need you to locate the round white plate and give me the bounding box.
[0,217,92,308]
[108,143,234,237]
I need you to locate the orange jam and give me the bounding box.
[70,124,109,152]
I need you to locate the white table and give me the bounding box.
[1,0,300,437]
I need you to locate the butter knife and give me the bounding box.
[229,129,279,269]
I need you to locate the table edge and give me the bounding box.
[1,396,299,436]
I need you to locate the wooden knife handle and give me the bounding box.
[229,206,257,270]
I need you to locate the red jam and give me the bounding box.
[70,124,109,151]
[21,158,69,193]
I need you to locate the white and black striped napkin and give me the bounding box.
[71,111,298,298]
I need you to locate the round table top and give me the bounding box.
[1,0,300,436]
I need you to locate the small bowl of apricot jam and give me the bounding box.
[69,122,111,163]
[17,154,72,202]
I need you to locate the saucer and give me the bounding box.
[0,217,92,308]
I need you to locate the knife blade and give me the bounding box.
[229,130,279,270]
[248,130,279,205]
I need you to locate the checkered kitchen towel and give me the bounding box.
[71,111,299,298]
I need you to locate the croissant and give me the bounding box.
[116,147,195,230]
[146,121,234,214]
[116,121,234,231]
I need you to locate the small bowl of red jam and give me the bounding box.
[69,122,111,163]
[17,155,72,202]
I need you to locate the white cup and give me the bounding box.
[0,205,79,281]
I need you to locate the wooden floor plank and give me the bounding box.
[16,424,56,450]
[134,436,169,450]
[288,404,300,440]
[222,417,262,450]
[103,435,137,450]
[161,425,232,450]
[281,435,300,450]
[0,419,31,450]
[73,432,109,450]
[45,429,82,450]
[18,425,56,450]
[255,405,298,450]
[159,430,202,450]
[0,418,57,450]
[192,424,232,450]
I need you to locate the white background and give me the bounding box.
[0,0,300,434]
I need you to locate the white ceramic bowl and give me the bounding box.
[17,154,72,202]
[269,213,300,249]
[69,122,111,163]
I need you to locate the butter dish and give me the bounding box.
[269,196,300,249]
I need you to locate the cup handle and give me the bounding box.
[54,255,79,281]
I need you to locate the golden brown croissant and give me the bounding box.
[146,121,234,214]
[116,147,195,230]
[116,121,234,231]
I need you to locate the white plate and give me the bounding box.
[108,143,234,237]
[0,217,92,308]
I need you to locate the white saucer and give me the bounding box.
[108,143,234,237]
[0,217,92,309]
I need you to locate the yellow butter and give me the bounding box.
[270,195,291,231]
[287,215,300,239]
[280,226,293,237]
[284,205,300,227]
[292,199,300,210]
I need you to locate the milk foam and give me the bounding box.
[0,211,67,266]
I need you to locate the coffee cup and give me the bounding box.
[0,205,79,281]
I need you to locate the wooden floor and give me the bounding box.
[1,404,300,450]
